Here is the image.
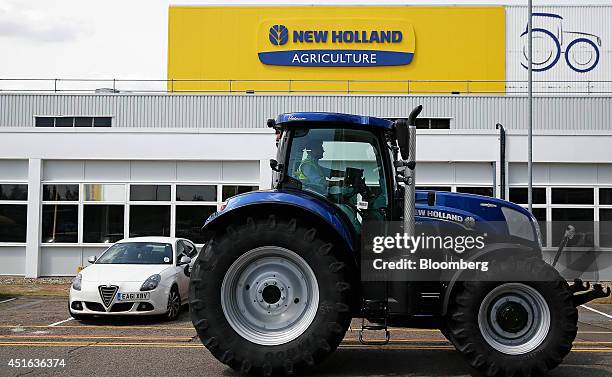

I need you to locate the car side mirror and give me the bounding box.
[88,255,97,264]
[178,255,191,265]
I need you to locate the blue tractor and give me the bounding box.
[189,106,609,376]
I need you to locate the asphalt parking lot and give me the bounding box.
[0,297,611,377]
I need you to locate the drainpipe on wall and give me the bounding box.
[496,123,506,200]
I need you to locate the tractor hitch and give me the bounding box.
[571,279,611,307]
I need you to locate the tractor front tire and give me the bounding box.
[447,257,578,377]
[189,215,353,376]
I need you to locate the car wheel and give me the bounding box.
[166,287,181,321]
[446,257,577,377]
[189,215,354,376]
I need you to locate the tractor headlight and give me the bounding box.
[140,274,161,291]
[72,273,82,291]
[501,207,536,242]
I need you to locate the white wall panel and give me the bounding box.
[40,247,82,276]
[0,160,28,180]
[508,163,550,185]
[130,161,176,181]
[549,163,597,185]
[418,163,453,184]
[42,160,84,181]
[0,247,25,275]
[84,160,130,181]
[221,161,259,182]
[177,161,222,181]
[454,163,494,184]
[508,163,612,185]
[597,165,612,184]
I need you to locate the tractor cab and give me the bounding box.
[271,112,396,233]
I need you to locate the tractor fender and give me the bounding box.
[203,190,356,253]
[441,242,540,315]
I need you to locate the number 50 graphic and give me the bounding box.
[521,13,601,73]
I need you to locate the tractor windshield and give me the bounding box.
[286,127,388,231]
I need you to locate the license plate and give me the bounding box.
[116,292,150,301]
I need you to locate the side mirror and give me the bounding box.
[270,159,282,172]
[178,255,192,265]
[395,119,410,160]
[88,255,97,264]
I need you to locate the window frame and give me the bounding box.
[41,182,81,245]
[507,185,612,251]
[33,115,114,128]
[39,181,259,247]
[0,181,28,245]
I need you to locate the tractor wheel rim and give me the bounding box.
[478,283,551,355]
[221,246,319,346]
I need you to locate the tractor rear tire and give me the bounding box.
[446,257,577,377]
[189,215,353,376]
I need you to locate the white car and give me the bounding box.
[69,237,198,321]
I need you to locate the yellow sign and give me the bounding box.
[168,6,505,94]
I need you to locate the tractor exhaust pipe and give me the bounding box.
[395,105,422,237]
[405,106,421,237]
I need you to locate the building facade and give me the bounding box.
[1,4,612,278]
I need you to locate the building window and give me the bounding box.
[222,185,259,201]
[93,117,112,127]
[509,187,546,205]
[37,182,258,245]
[551,187,594,205]
[35,117,54,127]
[43,184,79,201]
[42,204,78,243]
[600,188,612,205]
[129,205,171,237]
[175,205,216,243]
[34,116,112,128]
[75,117,93,127]
[84,184,125,202]
[130,185,171,201]
[456,186,494,197]
[55,117,73,127]
[0,184,28,201]
[552,208,594,247]
[600,209,612,248]
[415,118,451,129]
[176,185,216,202]
[0,205,27,242]
[83,205,124,243]
[416,186,452,192]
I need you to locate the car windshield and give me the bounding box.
[96,242,173,265]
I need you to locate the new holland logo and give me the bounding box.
[269,25,288,46]
[258,20,415,67]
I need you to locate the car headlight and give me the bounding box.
[140,274,161,291]
[72,273,82,291]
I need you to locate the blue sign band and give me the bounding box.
[258,49,414,67]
